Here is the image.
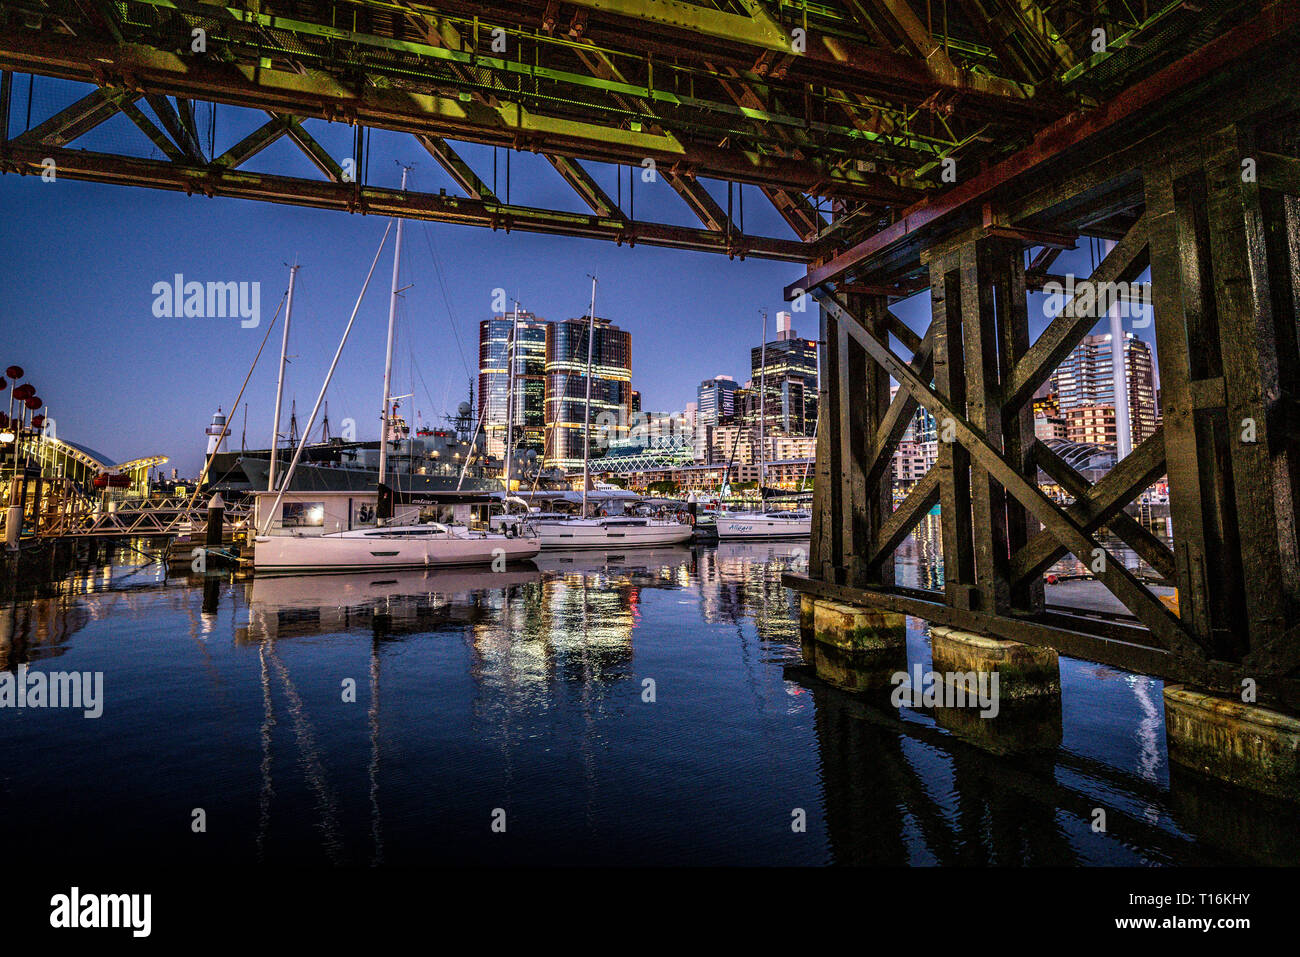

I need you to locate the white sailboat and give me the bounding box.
[715,509,811,539]
[505,276,691,550]
[717,309,811,540]
[253,522,539,573]
[529,513,695,549]
[253,169,540,572]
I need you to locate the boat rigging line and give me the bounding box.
[256,219,396,536]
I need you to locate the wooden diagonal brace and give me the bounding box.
[1030,438,1176,584]
[867,467,940,570]
[816,288,1202,658]
[1002,213,1150,414]
[820,291,934,487]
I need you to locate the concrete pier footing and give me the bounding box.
[795,597,1300,796]
[1163,685,1300,803]
[929,626,1061,699]
[799,597,906,693]
[799,595,817,664]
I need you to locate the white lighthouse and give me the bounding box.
[205,408,229,457]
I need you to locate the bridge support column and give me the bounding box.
[1163,685,1300,803]
[800,597,906,693]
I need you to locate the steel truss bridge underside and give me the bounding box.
[0,1,1264,260]
[3,2,1300,704]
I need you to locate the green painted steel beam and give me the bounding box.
[123,0,946,159]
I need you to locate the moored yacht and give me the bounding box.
[715,509,812,539]
[525,513,693,549]
[253,522,539,573]
[715,311,812,541]
[251,168,540,574]
[496,276,691,551]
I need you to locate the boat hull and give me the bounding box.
[715,514,812,540]
[253,531,539,572]
[533,520,693,549]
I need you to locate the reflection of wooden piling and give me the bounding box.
[1167,760,1300,864]
[932,695,1063,754]
[799,595,816,663]
[1164,685,1300,803]
[202,577,220,615]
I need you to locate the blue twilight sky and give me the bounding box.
[0,79,1152,477]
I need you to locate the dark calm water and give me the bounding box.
[1,533,1296,867]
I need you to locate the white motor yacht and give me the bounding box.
[715,509,812,540]
[526,514,693,549]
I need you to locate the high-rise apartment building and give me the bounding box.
[544,315,633,469]
[1066,404,1118,446]
[1053,332,1159,448]
[888,383,939,486]
[750,312,818,435]
[697,375,739,429]
[478,310,548,459]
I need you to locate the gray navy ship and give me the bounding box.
[202,402,518,494]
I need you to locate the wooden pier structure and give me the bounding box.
[2,0,1299,797]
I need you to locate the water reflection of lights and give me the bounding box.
[8,534,1299,867]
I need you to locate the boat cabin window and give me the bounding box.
[282,502,325,528]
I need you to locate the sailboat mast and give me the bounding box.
[377,166,409,521]
[503,301,519,493]
[267,261,298,491]
[581,275,596,518]
[758,308,767,507]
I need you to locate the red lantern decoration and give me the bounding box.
[4,366,21,380]
[31,415,45,428]
[25,396,41,410]
[0,413,8,427]
[13,384,33,400]
[0,378,6,390]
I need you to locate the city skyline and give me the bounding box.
[2,173,1162,479]
[0,168,809,477]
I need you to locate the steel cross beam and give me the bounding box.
[0,23,914,206]
[0,143,812,260]
[519,0,1048,113]
[0,57,812,258]
[417,135,499,202]
[565,43,742,239]
[785,1,1300,298]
